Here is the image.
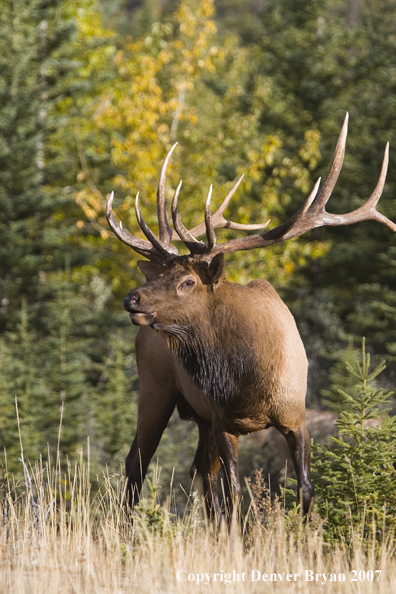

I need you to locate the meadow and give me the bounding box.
[2,451,396,594]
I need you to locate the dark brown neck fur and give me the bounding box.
[152,286,262,403]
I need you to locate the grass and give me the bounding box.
[1,455,396,594]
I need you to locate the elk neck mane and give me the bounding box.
[152,303,263,404]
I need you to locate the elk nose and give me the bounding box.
[124,291,140,311]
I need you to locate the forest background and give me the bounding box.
[1,0,396,500]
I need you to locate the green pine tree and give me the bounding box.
[0,0,116,332]
[0,299,45,468]
[0,0,72,327]
[91,328,137,468]
[312,339,396,542]
[320,339,361,412]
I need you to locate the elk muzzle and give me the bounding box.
[124,289,157,326]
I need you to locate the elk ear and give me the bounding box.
[207,253,225,285]
[137,261,166,280]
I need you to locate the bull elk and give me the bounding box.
[106,114,396,519]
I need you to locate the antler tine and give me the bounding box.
[205,185,216,251]
[300,178,322,215]
[366,142,389,209]
[268,177,321,238]
[106,192,169,263]
[135,193,178,257]
[346,142,396,232]
[308,112,349,213]
[171,181,207,254]
[211,175,271,231]
[157,143,178,245]
[213,175,244,220]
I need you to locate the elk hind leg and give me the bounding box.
[284,424,314,515]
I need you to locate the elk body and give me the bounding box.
[106,115,396,519]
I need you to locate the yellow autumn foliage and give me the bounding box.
[69,0,328,287]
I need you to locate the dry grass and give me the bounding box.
[1,457,396,594]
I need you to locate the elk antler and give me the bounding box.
[207,113,396,257]
[106,145,270,261]
[106,114,395,263]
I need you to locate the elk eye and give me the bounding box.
[179,278,195,290]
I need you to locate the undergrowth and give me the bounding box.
[1,340,396,592]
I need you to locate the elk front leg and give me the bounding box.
[285,424,314,515]
[212,427,241,520]
[190,423,221,521]
[125,394,176,508]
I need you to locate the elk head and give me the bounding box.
[107,114,396,331]
[123,254,225,329]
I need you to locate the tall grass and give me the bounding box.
[1,455,396,594]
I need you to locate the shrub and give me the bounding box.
[311,339,396,541]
